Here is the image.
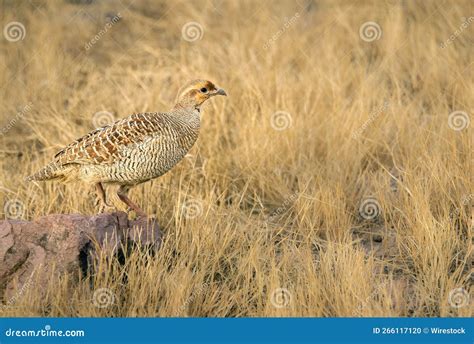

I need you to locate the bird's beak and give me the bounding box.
[215,88,227,96]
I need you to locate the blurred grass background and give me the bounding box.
[0,0,472,316]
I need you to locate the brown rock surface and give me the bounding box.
[0,212,161,304]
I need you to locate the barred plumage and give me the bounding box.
[27,79,227,216]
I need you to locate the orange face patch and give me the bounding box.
[179,80,217,105]
[195,81,217,92]
[175,79,221,108]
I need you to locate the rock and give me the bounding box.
[0,212,162,304]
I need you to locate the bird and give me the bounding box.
[27,79,227,217]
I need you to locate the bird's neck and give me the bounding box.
[172,100,201,112]
[169,105,201,127]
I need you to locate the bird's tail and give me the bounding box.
[26,162,63,181]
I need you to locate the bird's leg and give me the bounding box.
[117,185,147,217]
[95,182,113,213]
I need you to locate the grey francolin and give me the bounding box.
[27,79,227,216]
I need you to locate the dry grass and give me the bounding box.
[0,0,472,317]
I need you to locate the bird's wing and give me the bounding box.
[54,113,162,165]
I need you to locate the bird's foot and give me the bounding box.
[97,202,116,214]
[128,208,147,220]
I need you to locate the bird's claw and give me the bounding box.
[98,202,116,214]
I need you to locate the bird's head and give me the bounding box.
[174,79,227,110]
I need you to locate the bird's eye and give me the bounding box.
[200,87,208,93]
